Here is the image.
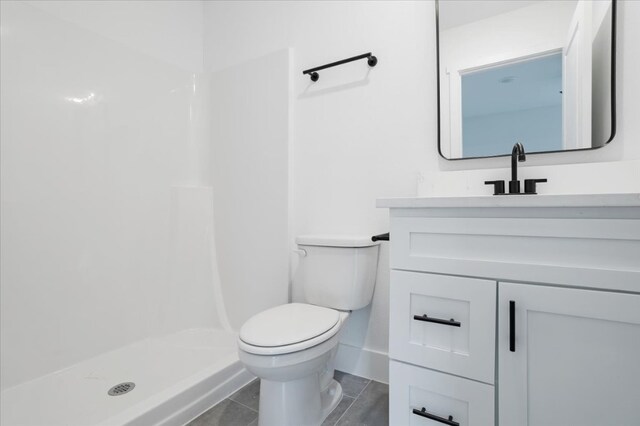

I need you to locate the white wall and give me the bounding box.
[204,1,435,382]
[0,1,216,390]
[203,0,640,382]
[23,0,204,72]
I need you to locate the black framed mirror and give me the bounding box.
[436,0,617,160]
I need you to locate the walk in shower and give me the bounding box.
[0,2,290,424]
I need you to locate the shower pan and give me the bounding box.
[1,329,251,425]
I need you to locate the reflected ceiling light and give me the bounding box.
[65,92,97,104]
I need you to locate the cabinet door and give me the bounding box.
[390,271,496,384]
[499,283,640,426]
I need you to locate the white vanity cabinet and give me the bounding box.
[379,194,640,426]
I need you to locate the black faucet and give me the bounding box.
[509,142,526,193]
[484,142,548,195]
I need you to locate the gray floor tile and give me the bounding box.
[189,373,385,426]
[334,371,371,398]
[187,399,258,426]
[322,395,355,426]
[229,379,260,411]
[335,381,389,426]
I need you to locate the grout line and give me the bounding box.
[331,395,358,426]
[228,397,259,414]
[332,378,374,425]
[353,378,372,400]
[228,380,260,413]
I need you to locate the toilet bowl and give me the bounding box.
[238,304,349,426]
[237,235,380,426]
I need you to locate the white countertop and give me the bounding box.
[377,193,640,209]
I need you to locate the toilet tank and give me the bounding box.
[295,235,380,311]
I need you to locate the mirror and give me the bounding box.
[436,0,616,160]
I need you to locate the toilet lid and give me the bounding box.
[239,303,340,347]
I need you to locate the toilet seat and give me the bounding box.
[239,303,342,356]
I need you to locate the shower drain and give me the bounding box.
[108,382,135,396]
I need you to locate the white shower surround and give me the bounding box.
[1,1,289,424]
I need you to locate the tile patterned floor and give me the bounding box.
[187,371,389,426]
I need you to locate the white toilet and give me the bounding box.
[237,235,380,426]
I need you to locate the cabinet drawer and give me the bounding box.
[390,270,496,384]
[390,360,494,426]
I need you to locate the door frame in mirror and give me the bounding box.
[435,0,618,161]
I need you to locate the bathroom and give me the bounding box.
[0,1,638,425]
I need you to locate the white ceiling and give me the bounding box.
[438,0,538,30]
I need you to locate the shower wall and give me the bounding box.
[209,50,291,331]
[0,1,218,390]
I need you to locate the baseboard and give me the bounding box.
[334,343,389,384]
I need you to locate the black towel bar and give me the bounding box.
[303,52,377,81]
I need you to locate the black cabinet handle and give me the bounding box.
[509,300,516,352]
[412,408,460,426]
[413,314,461,327]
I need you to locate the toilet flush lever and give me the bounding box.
[371,232,389,242]
[292,249,307,257]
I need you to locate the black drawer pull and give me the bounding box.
[413,314,461,327]
[412,407,460,426]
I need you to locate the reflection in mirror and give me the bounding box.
[437,0,616,160]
